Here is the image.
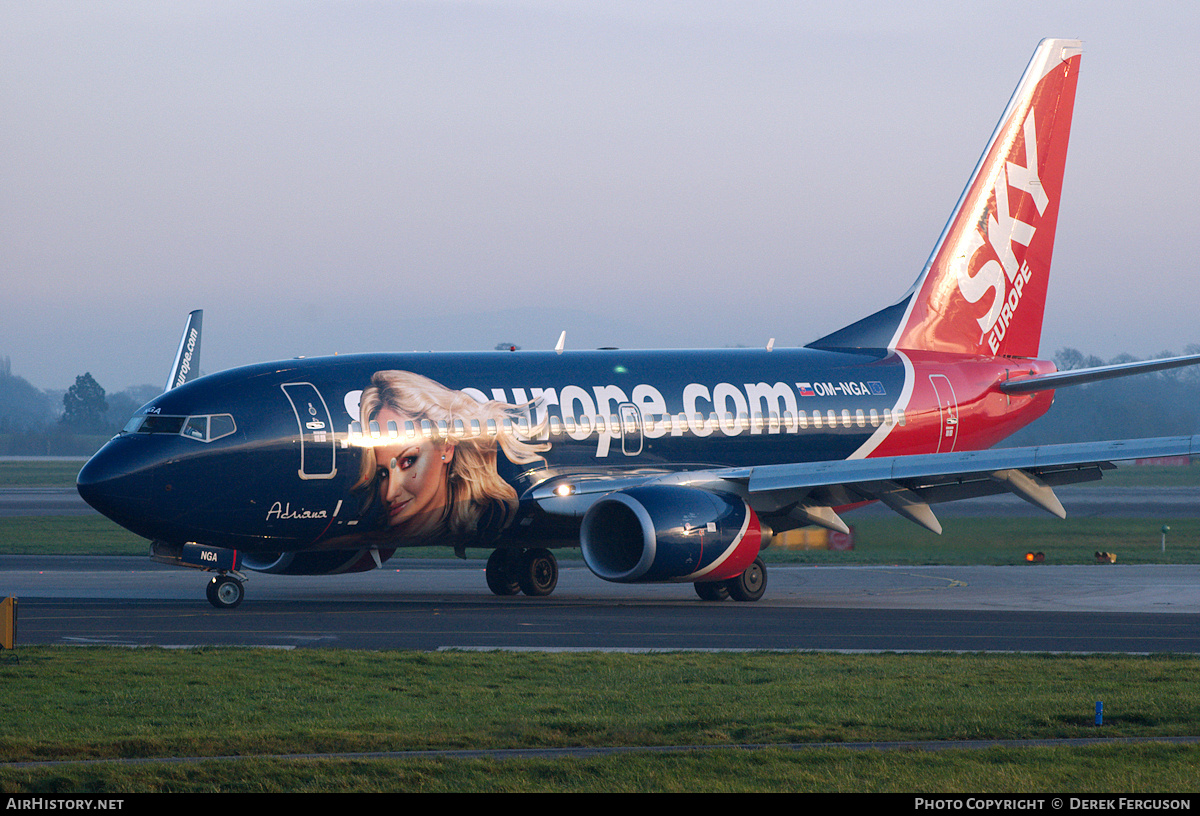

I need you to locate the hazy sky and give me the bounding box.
[4,1,1199,392]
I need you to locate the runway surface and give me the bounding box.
[2,481,1198,653]
[5,555,1199,653]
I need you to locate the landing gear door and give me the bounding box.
[281,382,337,480]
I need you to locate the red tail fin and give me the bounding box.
[896,39,1082,357]
[809,39,1082,358]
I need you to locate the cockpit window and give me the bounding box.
[125,413,237,442]
[183,416,208,440]
[209,414,236,440]
[128,415,186,435]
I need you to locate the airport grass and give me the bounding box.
[0,516,149,556]
[4,514,1199,566]
[0,459,86,487]
[3,457,1200,792]
[768,517,1200,566]
[3,744,1200,793]
[0,647,1198,792]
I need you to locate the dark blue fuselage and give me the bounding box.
[78,347,908,554]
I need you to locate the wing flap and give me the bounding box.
[736,435,1199,495]
[726,435,1200,532]
[526,435,1198,534]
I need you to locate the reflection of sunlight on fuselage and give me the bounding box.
[349,406,908,448]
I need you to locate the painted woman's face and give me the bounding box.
[371,407,454,537]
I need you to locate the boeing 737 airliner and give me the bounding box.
[78,39,1200,607]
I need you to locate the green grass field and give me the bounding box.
[1,459,1198,792]
[3,514,1198,567]
[0,459,87,487]
[1,649,1198,792]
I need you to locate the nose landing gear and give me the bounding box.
[151,541,249,609]
[206,573,246,609]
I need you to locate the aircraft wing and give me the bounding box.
[532,435,1200,536]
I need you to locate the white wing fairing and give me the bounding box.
[77,40,1200,608]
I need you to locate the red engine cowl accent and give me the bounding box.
[580,485,762,583]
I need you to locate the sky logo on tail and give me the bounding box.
[953,110,1050,354]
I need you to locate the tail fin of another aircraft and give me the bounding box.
[809,38,1083,358]
[164,310,203,392]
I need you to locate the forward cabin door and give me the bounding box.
[281,382,338,479]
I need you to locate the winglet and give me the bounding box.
[555,331,566,355]
[164,310,203,392]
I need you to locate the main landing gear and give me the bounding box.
[486,548,559,597]
[694,557,767,603]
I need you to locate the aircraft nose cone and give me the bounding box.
[77,439,157,531]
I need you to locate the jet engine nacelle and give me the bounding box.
[579,485,763,584]
[239,548,394,575]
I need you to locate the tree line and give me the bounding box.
[1002,345,1200,447]
[0,357,160,455]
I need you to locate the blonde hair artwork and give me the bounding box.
[352,370,549,541]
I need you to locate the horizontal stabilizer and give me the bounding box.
[1000,352,1200,394]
